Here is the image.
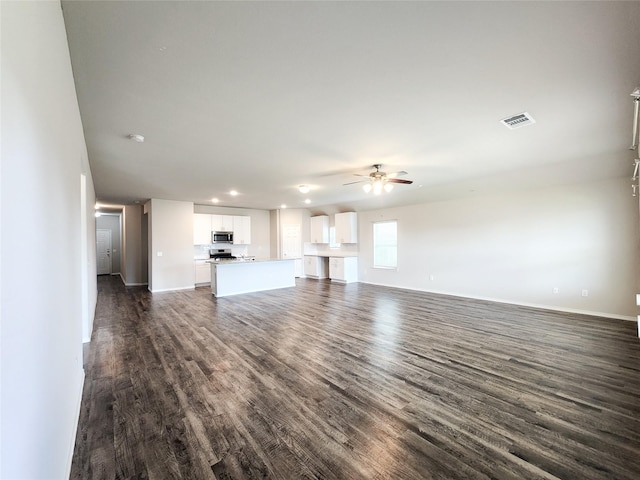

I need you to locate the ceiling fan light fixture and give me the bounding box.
[354,164,413,194]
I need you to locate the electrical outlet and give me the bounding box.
[552,287,559,294]
[429,274,435,281]
[581,289,589,297]
[157,251,163,257]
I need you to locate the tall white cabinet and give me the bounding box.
[193,213,213,245]
[310,215,329,243]
[334,212,357,244]
[233,216,251,245]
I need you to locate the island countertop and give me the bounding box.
[206,258,292,265]
[208,258,296,297]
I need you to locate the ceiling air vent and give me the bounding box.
[501,112,536,129]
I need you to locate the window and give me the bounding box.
[373,220,397,268]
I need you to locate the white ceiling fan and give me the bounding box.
[344,164,413,194]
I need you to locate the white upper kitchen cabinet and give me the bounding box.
[211,214,234,232]
[334,212,357,244]
[193,213,213,244]
[309,215,329,243]
[233,216,251,245]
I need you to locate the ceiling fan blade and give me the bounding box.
[387,171,408,178]
[387,178,413,184]
[343,180,366,185]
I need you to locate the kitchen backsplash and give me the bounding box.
[303,242,359,257]
[193,244,249,259]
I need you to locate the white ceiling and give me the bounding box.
[61,1,640,212]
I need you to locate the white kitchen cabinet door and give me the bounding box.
[233,216,251,245]
[193,214,212,245]
[309,215,329,243]
[211,214,233,232]
[329,257,358,283]
[304,256,317,277]
[194,261,211,285]
[334,212,358,244]
[304,255,328,278]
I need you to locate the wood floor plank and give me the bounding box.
[70,276,640,479]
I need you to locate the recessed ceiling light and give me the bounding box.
[229,190,238,196]
[281,204,287,209]
[211,198,219,203]
[128,134,145,142]
[304,199,311,204]
[298,185,310,194]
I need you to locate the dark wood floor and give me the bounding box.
[71,275,640,479]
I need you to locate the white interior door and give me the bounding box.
[96,229,112,275]
[282,224,302,277]
[282,224,301,259]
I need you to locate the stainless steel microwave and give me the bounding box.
[212,231,233,244]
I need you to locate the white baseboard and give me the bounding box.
[149,285,195,293]
[65,367,85,479]
[359,281,636,322]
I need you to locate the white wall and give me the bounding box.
[148,199,194,292]
[357,178,640,319]
[1,1,96,478]
[194,205,271,259]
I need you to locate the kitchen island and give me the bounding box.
[208,258,296,297]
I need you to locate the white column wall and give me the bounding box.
[148,199,195,292]
[122,204,147,286]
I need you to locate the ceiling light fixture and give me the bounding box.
[304,199,311,204]
[355,164,412,194]
[363,178,394,194]
[128,134,145,142]
[229,190,238,196]
[211,198,219,203]
[298,185,310,194]
[281,204,287,209]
